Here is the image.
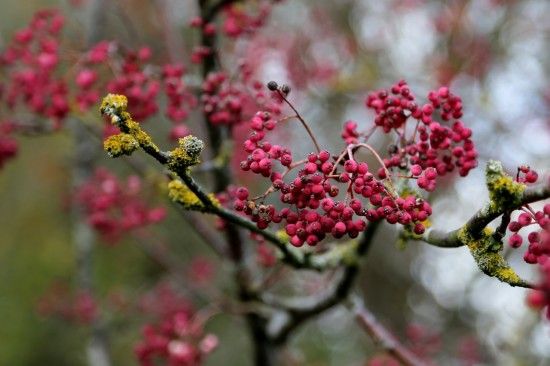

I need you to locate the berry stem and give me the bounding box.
[276,90,321,153]
[251,158,308,201]
[328,148,349,176]
[355,143,397,197]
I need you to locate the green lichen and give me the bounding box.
[485,160,525,211]
[168,136,204,171]
[458,226,527,287]
[103,133,139,158]
[167,179,218,211]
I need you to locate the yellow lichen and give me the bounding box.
[459,227,527,287]
[103,133,139,158]
[495,267,523,285]
[276,230,290,243]
[168,136,204,171]
[99,94,159,153]
[100,94,128,116]
[209,194,221,208]
[167,179,218,211]
[125,119,159,151]
[485,160,526,211]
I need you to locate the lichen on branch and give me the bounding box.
[168,178,219,211]
[458,227,528,287]
[97,94,383,272]
[100,94,162,159]
[103,133,139,157]
[485,160,526,212]
[168,135,204,170]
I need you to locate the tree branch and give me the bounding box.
[421,182,550,248]
[350,296,427,366]
[267,222,380,343]
[203,0,240,22]
[73,2,113,365]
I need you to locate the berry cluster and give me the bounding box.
[239,111,292,176]
[256,242,277,267]
[0,10,199,155]
[365,80,477,191]
[135,284,218,366]
[93,46,198,140]
[187,257,216,285]
[74,41,113,111]
[78,42,197,142]
[234,84,440,247]
[162,64,198,139]
[37,283,97,325]
[341,120,360,144]
[202,72,246,126]
[527,248,550,319]
[201,71,281,127]
[135,313,218,366]
[189,1,276,41]
[222,1,274,38]
[105,47,161,121]
[503,167,550,318]
[76,168,166,243]
[505,169,549,261]
[0,9,68,126]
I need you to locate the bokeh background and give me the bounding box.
[0,0,549,365]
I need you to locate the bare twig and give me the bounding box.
[350,296,427,366]
[276,90,321,153]
[267,221,380,343]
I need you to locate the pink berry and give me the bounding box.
[410,164,422,176]
[509,233,523,248]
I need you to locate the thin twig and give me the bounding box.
[350,296,427,366]
[276,90,321,153]
[267,221,380,343]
